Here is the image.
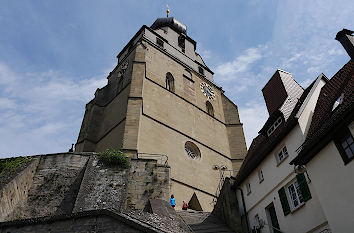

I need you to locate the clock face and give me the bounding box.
[200,82,215,100]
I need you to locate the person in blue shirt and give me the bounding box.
[170,194,176,208]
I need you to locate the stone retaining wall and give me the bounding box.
[0,158,39,221]
[125,159,170,210]
[0,153,171,222]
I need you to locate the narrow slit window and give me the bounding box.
[246,182,251,194]
[178,34,185,52]
[165,72,175,92]
[198,66,204,75]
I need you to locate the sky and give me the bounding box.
[0,0,353,158]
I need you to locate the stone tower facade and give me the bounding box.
[75,17,247,211]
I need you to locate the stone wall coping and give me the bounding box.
[0,152,98,161]
[0,153,170,164]
[0,209,166,233]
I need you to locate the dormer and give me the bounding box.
[262,70,304,121]
[259,110,285,137]
[259,70,304,137]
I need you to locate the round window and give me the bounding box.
[184,141,201,159]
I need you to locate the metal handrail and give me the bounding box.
[137,152,169,166]
[223,169,239,177]
[212,168,240,204]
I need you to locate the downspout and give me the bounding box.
[236,187,250,233]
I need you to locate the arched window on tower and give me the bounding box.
[206,101,214,117]
[166,72,175,92]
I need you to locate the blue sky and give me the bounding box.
[0,0,353,158]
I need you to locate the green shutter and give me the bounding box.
[296,173,312,202]
[278,187,291,216]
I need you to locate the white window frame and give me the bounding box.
[287,180,304,210]
[267,117,282,136]
[276,146,289,165]
[258,169,264,183]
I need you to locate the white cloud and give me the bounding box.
[215,46,264,78]
[0,61,107,158]
[328,48,344,56]
[0,98,17,110]
[306,67,321,75]
[239,102,268,148]
[197,43,212,60]
[299,78,314,88]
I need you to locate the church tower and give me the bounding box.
[75,16,247,211]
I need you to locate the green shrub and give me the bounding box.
[0,156,32,177]
[98,149,129,168]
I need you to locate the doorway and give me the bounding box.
[266,203,281,233]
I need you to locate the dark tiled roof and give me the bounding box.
[234,81,315,187]
[259,109,282,135]
[291,60,354,165]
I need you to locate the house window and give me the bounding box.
[278,173,311,216]
[165,72,175,92]
[198,66,204,75]
[156,37,164,48]
[258,169,264,182]
[276,146,289,164]
[334,127,354,164]
[267,117,282,136]
[206,101,214,116]
[287,180,304,209]
[246,182,251,194]
[184,141,201,159]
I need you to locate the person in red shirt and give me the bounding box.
[182,200,188,210]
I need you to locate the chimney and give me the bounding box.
[335,29,354,60]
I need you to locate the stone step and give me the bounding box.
[176,210,234,233]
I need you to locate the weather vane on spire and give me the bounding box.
[166,4,170,17]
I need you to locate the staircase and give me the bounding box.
[177,210,234,233]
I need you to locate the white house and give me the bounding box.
[233,69,330,233]
[290,29,354,233]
